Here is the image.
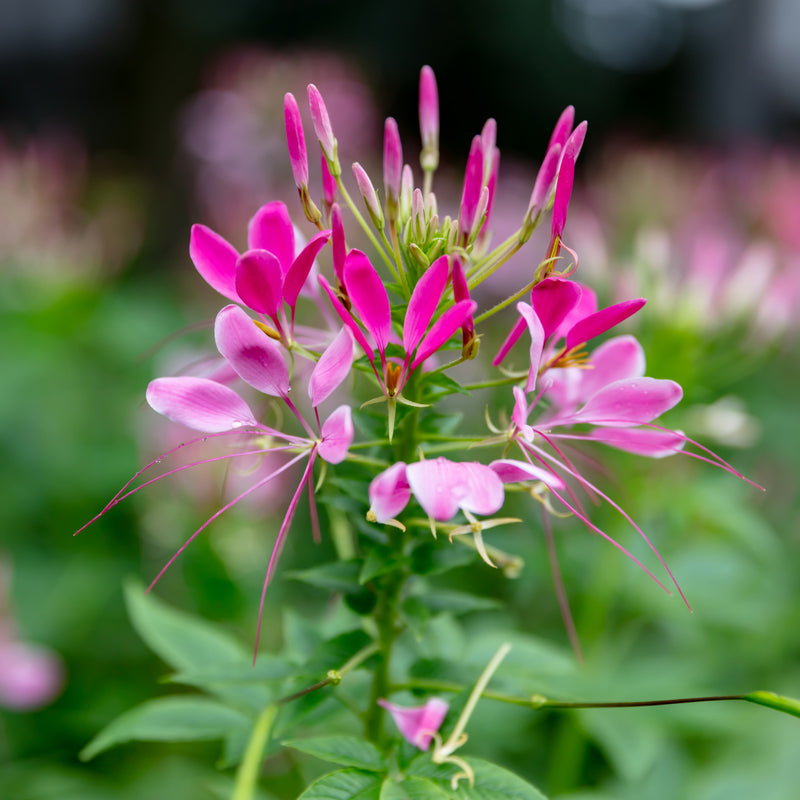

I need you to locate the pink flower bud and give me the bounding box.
[307,83,337,166]
[383,117,403,205]
[352,162,384,229]
[378,697,448,751]
[547,105,575,152]
[419,65,439,171]
[459,135,484,243]
[283,92,308,189]
[400,164,414,220]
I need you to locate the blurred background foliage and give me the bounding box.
[1,0,799,797]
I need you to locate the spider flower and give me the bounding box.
[378,697,449,751]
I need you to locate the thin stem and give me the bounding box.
[473,279,536,325]
[336,177,396,274]
[231,704,278,800]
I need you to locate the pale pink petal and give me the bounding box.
[344,250,391,353]
[564,298,646,352]
[411,299,476,371]
[234,249,283,319]
[214,304,289,397]
[403,254,450,354]
[587,427,686,458]
[572,378,683,427]
[352,162,383,226]
[511,385,534,441]
[189,224,240,303]
[460,462,505,516]
[146,376,258,432]
[407,458,466,520]
[309,326,354,407]
[368,462,411,523]
[580,335,646,399]
[489,459,564,490]
[247,202,296,273]
[283,229,331,311]
[530,278,582,339]
[318,405,353,464]
[518,302,545,393]
[319,275,376,367]
[379,697,448,751]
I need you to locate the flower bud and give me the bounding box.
[320,152,337,214]
[400,164,414,221]
[419,65,439,172]
[383,117,403,222]
[307,83,339,175]
[459,136,484,244]
[352,162,384,231]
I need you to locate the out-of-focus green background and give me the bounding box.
[1,1,799,797]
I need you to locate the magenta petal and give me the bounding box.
[547,105,575,151]
[493,316,526,366]
[368,462,411,523]
[517,302,545,393]
[411,299,476,371]
[309,326,354,407]
[247,202,296,273]
[379,697,448,751]
[552,138,576,239]
[214,304,289,397]
[554,283,597,340]
[331,204,347,288]
[284,92,308,188]
[319,275,376,367]
[458,135,484,235]
[403,254,450,354]
[530,278,582,339]
[573,378,683,427]
[564,298,646,352]
[489,459,564,490]
[318,405,353,464]
[146,376,257,433]
[283,229,331,311]
[528,143,561,213]
[189,224,241,303]
[344,250,391,353]
[580,335,646,399]
[588,427,686,458]
[235,249,283,319]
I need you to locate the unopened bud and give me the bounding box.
[458,136,484,244]
[284,92,309,189]
[400,164,414,221]
[383,117,403,222]
[308,84,339,175]
[352,162,384,231]
[320,152,337,214]
[419,65,440,173]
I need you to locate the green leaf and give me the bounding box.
[283,736,387,771]
[407,756,549,800]
[168,655,294,687]
[412,590,501,615]
[124,580,248,672]
[360,546,407,584]
[380,775,453,800]
[298,769,383,800]
[80,697,251,761]
[286,561,364,594]
[744,690,800,719]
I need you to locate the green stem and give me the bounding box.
[231,704,278,800]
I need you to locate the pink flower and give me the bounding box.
[190,201,332,348]
[320,252,475,402]
[378,697,449,750]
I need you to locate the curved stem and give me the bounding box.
[231,704,278,800]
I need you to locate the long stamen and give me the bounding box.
[146,451,309,594]
[254,453,317,662]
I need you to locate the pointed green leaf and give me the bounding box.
[283,736,386,771]
[285,561,363,594]
[80,697,251,761]
[124,580,247,672]
[298,769,383,800]
[407,756,549,800]
[380,775,453,800]
[412,590,501,614]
